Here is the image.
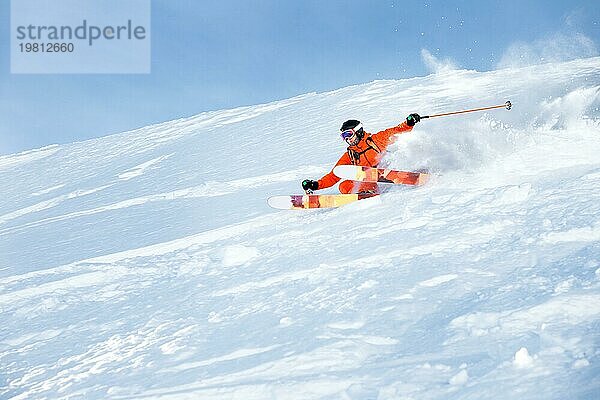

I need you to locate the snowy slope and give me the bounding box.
[1,57,600,399]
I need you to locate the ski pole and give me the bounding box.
[421,101,512,120]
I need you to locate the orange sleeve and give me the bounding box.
[317,152,351,189]
[371,121,413,150]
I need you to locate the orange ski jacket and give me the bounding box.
[317,121,414,189]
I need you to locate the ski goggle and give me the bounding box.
[340,123,363,140]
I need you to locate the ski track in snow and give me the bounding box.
[1,57,600,399]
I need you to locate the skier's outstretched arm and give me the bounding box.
[372,114,421,148]
[301,152,351,192]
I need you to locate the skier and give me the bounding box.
[302,114,421,194]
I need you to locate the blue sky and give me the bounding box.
[0,0,598,155]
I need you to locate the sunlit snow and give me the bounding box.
[1,57,600,399]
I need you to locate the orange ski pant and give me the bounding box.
[339,180,379,194]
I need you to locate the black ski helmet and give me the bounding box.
[340,119,364,140]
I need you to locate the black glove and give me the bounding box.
[406,113,421,126]
[302,179,319,192]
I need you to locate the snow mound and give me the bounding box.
[513,347,535,369]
